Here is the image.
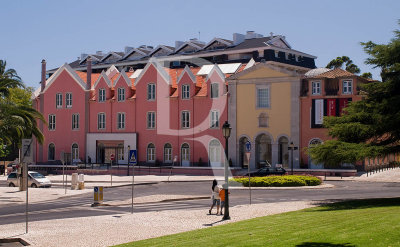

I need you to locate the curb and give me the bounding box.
[92,196,210,207]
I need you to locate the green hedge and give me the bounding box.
[229,175,322,187]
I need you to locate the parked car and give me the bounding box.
[244,167,287,177]
[7,171,52,188]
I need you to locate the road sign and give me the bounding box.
[110,154,115,161]
[129,150,137,164]
[93,186,103,205]
[245,141,251,152]
[21,139,33,163]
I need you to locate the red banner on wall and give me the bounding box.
[327,99,336,116]
[339,98,349,115]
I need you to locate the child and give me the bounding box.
[219,184,229,215]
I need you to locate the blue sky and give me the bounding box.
[1,0,399,88]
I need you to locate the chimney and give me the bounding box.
[86,57,92,90]
[233,33,245,45]
[41,59,46,92]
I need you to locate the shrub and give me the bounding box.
[229,175,321,187]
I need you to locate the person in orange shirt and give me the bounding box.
[218,184,229,216]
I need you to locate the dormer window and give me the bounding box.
[117,88,125,102]
[182,84,190,99]
[210,83,219,99]
[66,93,72,108]
[99,88,106,102]
[342,80,352,94]
[147,83,156,101]
[56,93,62,108]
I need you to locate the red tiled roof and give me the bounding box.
[75,71,101,87]
[314,68,355,79]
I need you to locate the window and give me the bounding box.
[117,144,124,161]
[99,88,106,102]
[164,143,172,163]
[72,143,79,161]
[211,83,219,99]
[258,113,268,127]
[312,81,321,95]
[147,143,155,162]
[257,87,270,108]
[48,114,56,130]
[181,143,190,166]
[117,113,125,129]
[117,88,125,102]
[72,113,79,130]
[56,93,62,108]
[97,113,106,130]
[147,83,156,100]
[48,143,55,160]
[342,80,352,94]
[210,110,219,128]
[181,111,190,128]
[209,139,221,165]
[147,112,156,129]
[66,93,72,108]
[182,84,190,99]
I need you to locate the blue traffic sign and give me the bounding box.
[245,141,251,152]
[129,150,137,164]
[94,187,98,192]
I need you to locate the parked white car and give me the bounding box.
[7,171,52,188]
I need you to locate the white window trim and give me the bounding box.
[117,112,126,130]
[181,143,190,165]
[210,110,220,129]
[256,85,271,109]
[48,114,56,131]
[72,113,79,130]
[71,143,79,161]
[147,111,156,129]
[117,87,125,102]
[97,112,106,130]
[210,83,219,99]
[99,88,106,102]
[311,81,321,95]
[147,83,156,101]
[182,84,190,100]
[181,111,190,129]
[66,92,72,108]
[342,79,353,95]
[147,143,156,163]
[56,93,63,108]
[48,143,56,161]
[163,143,173,163]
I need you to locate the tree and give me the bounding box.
[309,23,400,166]
[0,60,45,145]
[326,56,361,74]
[360,72,373,79]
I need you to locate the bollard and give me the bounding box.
[92,186,103,206]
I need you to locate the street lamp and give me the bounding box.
[288,142,298,175]
[222,121,231,220]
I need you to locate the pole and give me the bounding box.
[291,148,294,175]
[223,136,230,220]
[25,163,28,233]
[131,163,135,214]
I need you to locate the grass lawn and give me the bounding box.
[115,198,400,247]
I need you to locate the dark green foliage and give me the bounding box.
[230,175,322,187]
[310,22,400,166]
[326,56,361,74]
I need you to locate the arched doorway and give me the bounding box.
[308,138,323,169]
[181,143,190,167]
[209,139,221,167]
[278,137,289,168]
[97,143,105,164]
[255,134,272,168]
[72,143,79,163]
[239,137,250,168]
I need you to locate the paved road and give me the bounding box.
[0,180,399,225]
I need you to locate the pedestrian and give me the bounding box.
[219,184,229,215]
[208,179,220,215]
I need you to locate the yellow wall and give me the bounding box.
[237,82,291,142]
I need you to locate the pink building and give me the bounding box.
[33,59,241,167]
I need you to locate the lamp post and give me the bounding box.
[222,121,231,220]
[288,142,298,175]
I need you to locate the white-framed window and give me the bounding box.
[312,81,321,95]
[182,84,190,99]
[97,113,106,130]
[117,88,125,102]
[147,112,156,129]
[72,113,79,130]
[164,143,172,163]
[147,143,155,162]
[72,143,79,161]
[117,112,125,130]
[48,143,55,161]
[48,114,56,130]
[181,111,190,129]
[117,144,124,161]
[256,87,270,108]
[56,93,62,108]
[66,93,72,108]
[209,139,221,164]
[99,88,106,102]
[210,83,219,99]
[342,80,352,94]
[147,83,156,101]
[210,110,219,128]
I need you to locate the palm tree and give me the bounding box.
[0,59,45,145]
